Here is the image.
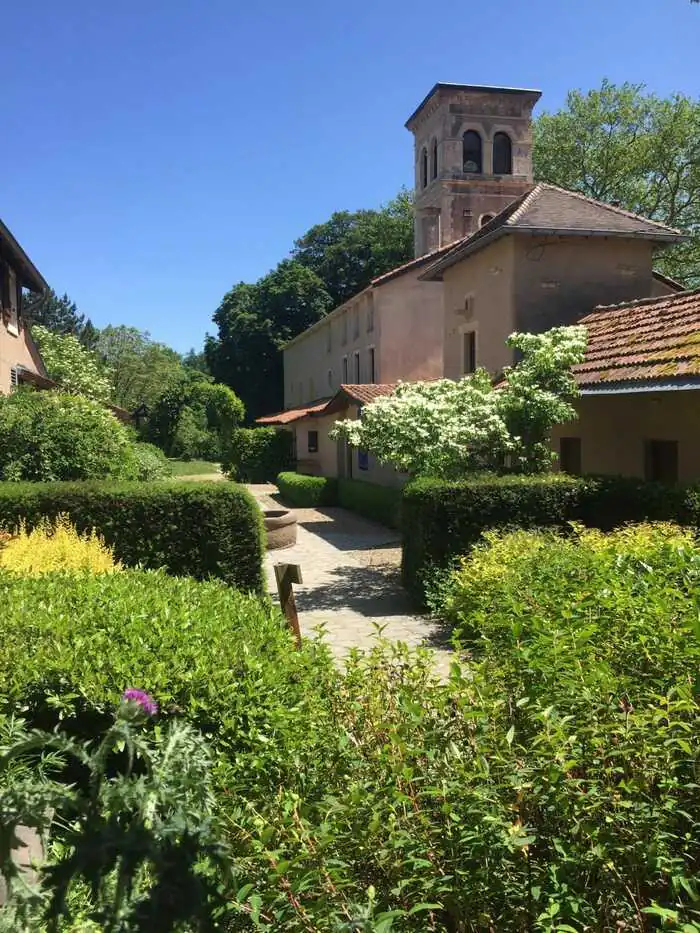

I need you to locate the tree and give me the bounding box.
[32,325,114,403]
[206,264,332,421]
[330,327,587,478]
[533,80,700,284]
[292,189,414,306]
[94,325,185,412]
[23,288,95,343]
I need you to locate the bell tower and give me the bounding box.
[406,83,542,257]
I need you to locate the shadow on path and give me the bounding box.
[295,564,414,618]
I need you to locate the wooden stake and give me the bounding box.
[274,563,303,649]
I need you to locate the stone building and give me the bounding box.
[258,81,693,484]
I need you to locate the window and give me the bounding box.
[463,331,476,374]
[9,366,18,390]
[327,368,333,389]
[645,440,678,483]
[358,449,369,471]
[479,214,495,228]
[493,132,512,175]
[462,130,482,173]
[353,309,359,339]
[368,346,375,383]
[326,325,332,352]
[431,138,438,180]
[366,305,374,332]
[353,351,360,383]
[559,437,582,475]
[420,147,428,188]
[342,355,348,383]
[307,430,319,454]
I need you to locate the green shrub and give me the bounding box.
[337,478,401,528]
[132,441,172,480]
[277,471,338,507]
[222,427,294,482]
[0,570,336,788]
[0,480,264,591]
[0,390,142,482]
[402,472,700,604]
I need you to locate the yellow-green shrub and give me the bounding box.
[0,514,121,575]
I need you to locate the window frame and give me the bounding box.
[462,329,477,375]
[342,355,348,384]
[431,137,438,180]
[353,350,361,383]
[420,147,428,188]
[368,346,376,384]
[493,132,513,175]
[307,430,319,454]
[462,130,483,174]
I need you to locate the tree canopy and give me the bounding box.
[94,326,185,412]
[533,79,700,285]
[32,325,114,404]
[23,288,96,344]
[205,191,413,422]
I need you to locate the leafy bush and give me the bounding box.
[401,472,700,604]
[277,471,338,507]
[337,478,401,528]
[132,442,172,480]
[0,514,120,575]
[0,391,142,483]
[0,481,264,591]
[222,427,294,482]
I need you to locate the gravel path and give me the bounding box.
[247,485,453,678]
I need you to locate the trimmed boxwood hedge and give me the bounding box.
[277,472,338,507]
[401,473,699,603]
[0,480,264,592]
[337,478,402,529]
[223,427,295,483]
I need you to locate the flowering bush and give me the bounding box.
[331,326,587,477]
[0,514,121,575]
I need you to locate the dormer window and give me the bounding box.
[462,131,482,174]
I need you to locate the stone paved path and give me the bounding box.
[248,485,453,679]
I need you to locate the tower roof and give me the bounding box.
[405,82,542,131]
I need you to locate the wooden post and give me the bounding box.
[274,563,303,649]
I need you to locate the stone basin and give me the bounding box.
[263,508,297,550]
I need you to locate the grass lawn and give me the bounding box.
[168,460,221,476]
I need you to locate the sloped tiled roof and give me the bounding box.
[574,288,700,388]
[422,184,684,280]
[370,242,457,286]
[255,397,332,426]
[338,383,397,404]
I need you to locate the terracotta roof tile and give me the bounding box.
[575,287,700,387]
[255,397,332,426]
[338,383,397,404]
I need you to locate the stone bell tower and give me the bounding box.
[406,82,542,257]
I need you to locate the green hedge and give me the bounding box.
[337,478,401,528]
[0,480,264,592]
[277,471,338,507]
[223,427,294,482]
[0,570,335,784]
[401,473,699,603]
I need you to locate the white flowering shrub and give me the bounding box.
[330,326,587,478]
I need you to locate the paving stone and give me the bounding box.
[248,485,454,679]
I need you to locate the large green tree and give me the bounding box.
[23,288,95,344]
[32,325,114,403]
[292,189,414,306]
[94,325,185,412]
[533,80,700,284]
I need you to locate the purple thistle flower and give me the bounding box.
[121,688,158,717]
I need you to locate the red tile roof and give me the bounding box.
[575,287,700,388]
[337,383,397,404]
[255,397,332,426]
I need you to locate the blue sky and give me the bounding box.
[3,0,699,352]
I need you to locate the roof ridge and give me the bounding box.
[583,286,700,318]
[538,183,683,235]
[506,184,543,225]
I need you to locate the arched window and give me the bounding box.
[462,131,482,173]
[493,132,512,175]
[420,147,428,188]
[431,138,438,180]
[479,214,494,228]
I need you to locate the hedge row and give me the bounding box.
[401,473,699,603]
[223,427,295,483]
[337,478,401,528]
[276,472,338,507]
[0,480,264,592]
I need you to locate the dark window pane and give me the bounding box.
[559,437,582,475]
[493,132,512,174]
[431,138,438,179]
[463,331,476,374]
[463,131,482,174]
[369,347,375,383]
[421,147,428,188]
[308,430,319,454]
[644,440,678,483]
[358,450,369,471]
